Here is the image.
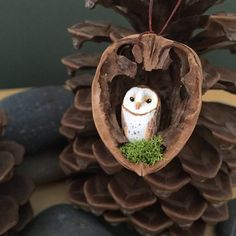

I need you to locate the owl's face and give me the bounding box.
[122,87,159,115]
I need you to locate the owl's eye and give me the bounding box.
[130,97,135,102]
[146,98,152,103]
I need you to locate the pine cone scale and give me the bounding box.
[108,171,157,213]
[13,203,33,232]
[0,152,15,183]
[0,195,18,235]
[0,175,34,206]
[201,203,229,224]
[83,175,120,212]
[92,140,123,174]
[74,88,92,112]
[160,186,207,227]
[130,204,173,235]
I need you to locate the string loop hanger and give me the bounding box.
[148,0,182,35]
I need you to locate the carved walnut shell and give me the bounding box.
[92,33,203,176]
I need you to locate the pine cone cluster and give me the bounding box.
[60,1,236,235]
[0,110,34,236]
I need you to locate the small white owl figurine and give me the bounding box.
[121,86,160,142]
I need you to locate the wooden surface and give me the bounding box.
[0,88,27,99]
[31,181,69,215]
[1,88,236,236]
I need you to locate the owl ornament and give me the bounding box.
[92,33,203,176]
[121,86,160,142]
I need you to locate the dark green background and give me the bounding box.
[0,0,235,88]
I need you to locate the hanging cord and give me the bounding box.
[149,0,154,32]
[159,0,182,35]
[139,0,182,43]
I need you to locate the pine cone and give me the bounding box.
[0,110,34,236]
[60,1,236,235]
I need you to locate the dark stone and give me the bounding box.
[16,147,66,185]
[19,204,113,236]
[100,219,140,236]
[19,204,139,236]
[216,200,236,236]
[0,86,73,154]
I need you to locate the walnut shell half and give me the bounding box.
[92,33,203,176]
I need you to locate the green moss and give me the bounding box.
[119,135,164,166]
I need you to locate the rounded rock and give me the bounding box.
[0,86,73,154]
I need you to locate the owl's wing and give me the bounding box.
[121,106,128,137]
[145,110,158,140]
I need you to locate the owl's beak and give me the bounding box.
[135,102,142,110]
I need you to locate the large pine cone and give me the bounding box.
[0,110,34,236]
[60,1,236,235]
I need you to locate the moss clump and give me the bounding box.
[120,135,164,166]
